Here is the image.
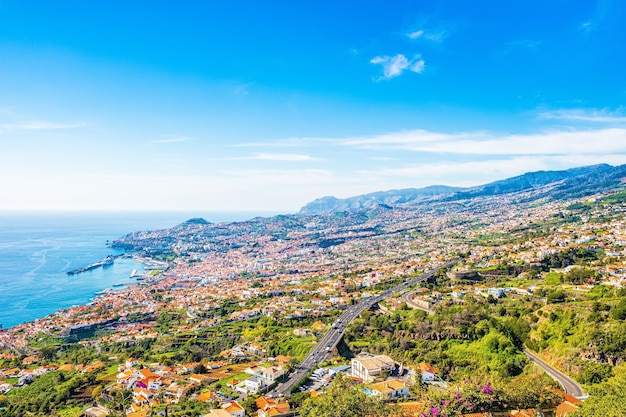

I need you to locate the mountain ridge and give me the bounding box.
[299,164,626,215]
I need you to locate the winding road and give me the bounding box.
[268,260,584,400]
[402,290,435,315]
[523,349,584,397]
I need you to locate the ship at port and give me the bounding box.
[67,255,117,275]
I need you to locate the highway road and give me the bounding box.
[524,349,584,397]
[268,263,451,398]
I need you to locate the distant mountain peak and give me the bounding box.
[181,217,211,225]
[299,185,463,215]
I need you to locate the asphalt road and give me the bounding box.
[402,290,434,315]
[268,263,451,398]
[267,259,585,400]
[523,349,584,397]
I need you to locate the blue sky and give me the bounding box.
[1,0,626,213]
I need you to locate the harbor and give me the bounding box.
[66,255,121,275]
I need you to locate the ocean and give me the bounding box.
[0,211,277,329]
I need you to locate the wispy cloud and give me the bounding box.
[370,54,425,81]
[341,127,626,156]
[235,153,319,161]
[406,27,448,42]
[580,21,595,32]
[423,31,447,42]
[234,83,252,96]
[152,137,192,144]
[407,30,424,39]
[357,153,626,187]
[0,121,85,132]
[234,137,334,148]
[538,108,626,123]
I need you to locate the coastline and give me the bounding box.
[0,211,268,340]
[0,251,152,330]
[0,212,192,330]
[0,254,165,350]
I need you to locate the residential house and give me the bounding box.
[351,353,395,382]
[248,342,265,355]
[22,356,38,366]
[164,383,185,403]
[554,388,581,417]
[556,401,580,417]
[451,290,466,299]
[418,362,438,382]
[58,364,75,372]
[293,328,310,337]
[221,400,246,417]
[244,375,265,394]
[368,378,409,399]
[488,288,506,298]
[311,321,325,332]
[256,396,290,417]
[273,355,292,365]
[2,367,20,378]
[203,410,232,417]
[245,365,263,375]
[261,366,284,384]
[83,360,105,373]
[189,373,211,385]
[197,391,214,403]
[116,370,137,389]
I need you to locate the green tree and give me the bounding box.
[91,385,104,402]
[579,363,613,385]
[547,290,566,304]
[576,365,626,416]
[611,299,626,320]
[300,376,394,417]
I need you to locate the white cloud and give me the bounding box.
[0,121,85,132]
[153,137,192,144]
[340,128,626,156]
[356,154,626,188]
[406,27,447,42]
[238,153,319,161]
[424,31,446,42]
[410,59,425,74]
[538,108,626,123]
[234,137,334,148]
[370,54,425,80]
[407,30,424,39]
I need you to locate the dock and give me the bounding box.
[67,255,119,275]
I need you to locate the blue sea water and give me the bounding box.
[0,211,276,329]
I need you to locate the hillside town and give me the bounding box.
[1,184,626,416]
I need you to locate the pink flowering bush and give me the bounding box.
[419,380,506,416]
[418,375,562,416]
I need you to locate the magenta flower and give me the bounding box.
[480,382,494,395]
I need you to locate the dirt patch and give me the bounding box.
[206,361,256,380]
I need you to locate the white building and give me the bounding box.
[351,353,395,382]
